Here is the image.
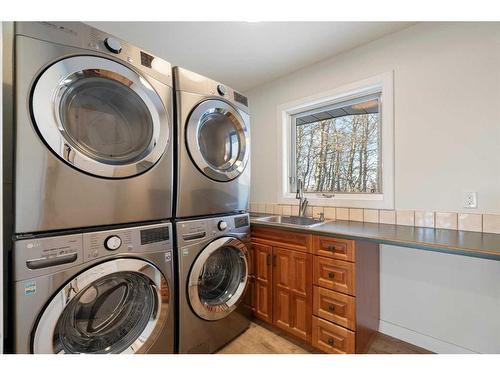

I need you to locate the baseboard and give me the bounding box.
[378,320,478,354]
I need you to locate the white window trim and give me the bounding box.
[276,71,394,209]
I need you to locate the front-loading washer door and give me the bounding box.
[31,56,169,178]
[188,237,249,321]
[32,258,170,354]
[185,99,249,182]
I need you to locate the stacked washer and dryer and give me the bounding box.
[11,22,175,354]
[173,67,252,353]
[8,22,251,354]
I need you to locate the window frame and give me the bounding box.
[276,72,394,209]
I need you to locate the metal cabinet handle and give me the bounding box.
[328,304,335,312]
[328,272,335,279]
[327,245,335,251]
[327,338,334,346]
[266,254,271,266]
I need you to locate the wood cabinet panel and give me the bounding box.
[312,316,355,354]
[251,227,312,253]
[272,247,312,341]
[252,242,273,323]
[313,236,355,262]
[313,286,356,331]
[313,256,355,296]
[243,276,256,311]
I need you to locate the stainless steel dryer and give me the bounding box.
[14,22,174,234]
[174,67,251,218]
[176,213,252,353]
[13,222,174,354]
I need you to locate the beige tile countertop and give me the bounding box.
[250,213,500,261]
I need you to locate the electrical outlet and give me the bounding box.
[463,192,478,208]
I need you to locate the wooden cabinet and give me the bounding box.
[313,286,356,331]
[273,247,312,341]
[313,236,355,262]
[312,316,355,354]
[251,226,379,354]
[251,227,313,341]
[252,242,273,323]
[313,256,355,296]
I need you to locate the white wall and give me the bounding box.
[247,22,500,353]
[247,22,500,214]
[379,245,500,354]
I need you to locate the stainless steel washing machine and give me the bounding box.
[176,213,252,353]
[174,67,251,218]
[14,22,173,234]
[13,222,174,354]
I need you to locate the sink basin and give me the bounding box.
[254,215,326,228]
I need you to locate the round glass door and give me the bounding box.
[188,237,249,320]
[33,258,170,354]
[31,56,170,178]
[186,100,249,182]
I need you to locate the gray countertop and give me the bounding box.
[250,214,500,261]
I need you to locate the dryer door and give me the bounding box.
[32,258,170,354]
[186,99,249,182]
[31,56,170,178]
[188,237,249,320]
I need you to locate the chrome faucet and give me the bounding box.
[296,179,308,217]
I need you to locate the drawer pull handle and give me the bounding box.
[327,245,336,251]
[327,338,334,346]
[328,272,335,279]
[328,304,335,312]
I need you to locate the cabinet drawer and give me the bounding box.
[311,316,355,354]
[251,227,312,253]
[313,256,355,296]
[313,286,355,331]
[313,236,355,262]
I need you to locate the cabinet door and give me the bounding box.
[243,276,256,311]
[252,242,273,323]
[273,247,312,341]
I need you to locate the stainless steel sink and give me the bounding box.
[254,215,326,228]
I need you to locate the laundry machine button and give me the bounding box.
[217,84,226,96]
[217,221,228,231]
[104,37,122,54]
[104,235,122,251]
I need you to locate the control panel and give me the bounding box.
[83,223,171,262]
[14,222,172,281]
[177,213,250,244]
[173,67,249,113]
[15,22,172,87]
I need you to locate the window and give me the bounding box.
[291,94,381,194]
[278,72,394,209]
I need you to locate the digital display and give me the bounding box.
[140,227,169,245]
[234,91,248,106]
[140,51,154,68]
[234,216,249,228]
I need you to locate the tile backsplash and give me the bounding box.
[249,202,500,235]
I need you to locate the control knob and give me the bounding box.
[104,235,122,251]
[104,37,122,54]
[217,220,228,231]
[217,84,226,96]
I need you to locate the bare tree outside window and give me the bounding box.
[293,95,381,194]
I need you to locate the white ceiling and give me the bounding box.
[88,22,414,92]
